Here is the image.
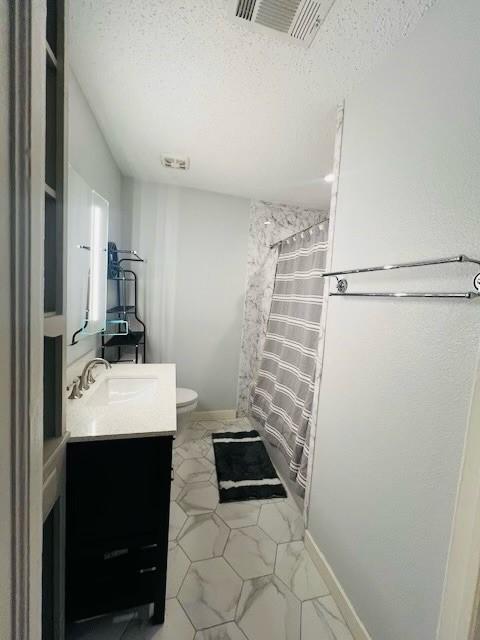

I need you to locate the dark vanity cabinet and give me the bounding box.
[65,435,173,624]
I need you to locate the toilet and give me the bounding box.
[176,387,198,430]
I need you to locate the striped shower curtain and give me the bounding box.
[250,224,327,490]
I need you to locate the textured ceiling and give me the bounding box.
[69,0,436,208]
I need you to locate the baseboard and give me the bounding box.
[304,530,372,640]
[191,409,237,421]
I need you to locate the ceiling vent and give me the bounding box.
[230,0,336,47]
[161,154,190,170]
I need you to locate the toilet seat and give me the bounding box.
[176,387,198,409]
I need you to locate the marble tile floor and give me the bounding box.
[67,418,354,640]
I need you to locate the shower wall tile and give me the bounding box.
[236,201,327,415]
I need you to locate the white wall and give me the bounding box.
[0,0,11,634]
[308,1,480,639]
[126,180,250,410]
[67,71,127,364]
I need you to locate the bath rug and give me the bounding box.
[212,430,287,503]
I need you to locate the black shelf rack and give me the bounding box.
[102,252,147,364]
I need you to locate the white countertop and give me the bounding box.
[67,363,177,442]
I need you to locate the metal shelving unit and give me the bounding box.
[102,252,147,364]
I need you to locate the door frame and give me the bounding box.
[10,0,45,638]
[304,101,345,523]
[437,347,480,639]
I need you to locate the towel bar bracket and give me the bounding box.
[474,272,480,291]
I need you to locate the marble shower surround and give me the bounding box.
[236,201,328,416]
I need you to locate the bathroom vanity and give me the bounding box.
[65,364,176,624]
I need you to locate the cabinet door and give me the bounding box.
[67,437,172,543]
[66,436,173,622]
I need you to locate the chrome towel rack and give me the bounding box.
[323,254,480,299]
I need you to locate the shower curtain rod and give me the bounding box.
[269,218,329,249]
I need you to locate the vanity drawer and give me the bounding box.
[66,536,169,622]
[68,539,162,579]
[66,563,160,622]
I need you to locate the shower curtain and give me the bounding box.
[250,224,327,489]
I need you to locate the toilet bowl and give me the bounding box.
[176,387,198,430]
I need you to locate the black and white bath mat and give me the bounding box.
[212,430,287,503]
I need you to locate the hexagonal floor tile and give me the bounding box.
[177,438,211,460]
[171,476,186,501]
[169,501,188,541]
[179,558,243,630]
[166,542,191,598]
[221,418,254,432]
[173,448,185,469]
[178,482,219,516]
[224,526,276,579]
[194,622,248,640]
[204,445,215,464]
[258,502,304,543]
[177,458,214,483]
[190,424,209,437]
[216,502,260,529]
[301,596,354,640]
[122,598,195,640]
[173,429,192,449]
[175,425,207,446]
[179,513,229,561]
[197,420,224,432]
[209,470,218,487]
[236,574,301,640]
[275,542,328,601]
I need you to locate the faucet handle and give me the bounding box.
[67,376,83,400]
[87,369,96,385]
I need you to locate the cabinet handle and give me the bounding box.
[140,543,158,550]
[138,566,157,574]
[104,548,128,560]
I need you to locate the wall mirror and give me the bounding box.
[67,166,109,346]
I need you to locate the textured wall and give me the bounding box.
[237,201,327,415]
[308,0,480,638]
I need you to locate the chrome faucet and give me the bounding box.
[80,357,112,391]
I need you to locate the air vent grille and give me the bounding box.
[256,0,302,33]
[231,0,336,47]
[290,0,321,40]
[161,155,190,171]
[236,0,256,20]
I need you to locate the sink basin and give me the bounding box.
[86,377,157,408]
[67,363,176,442]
